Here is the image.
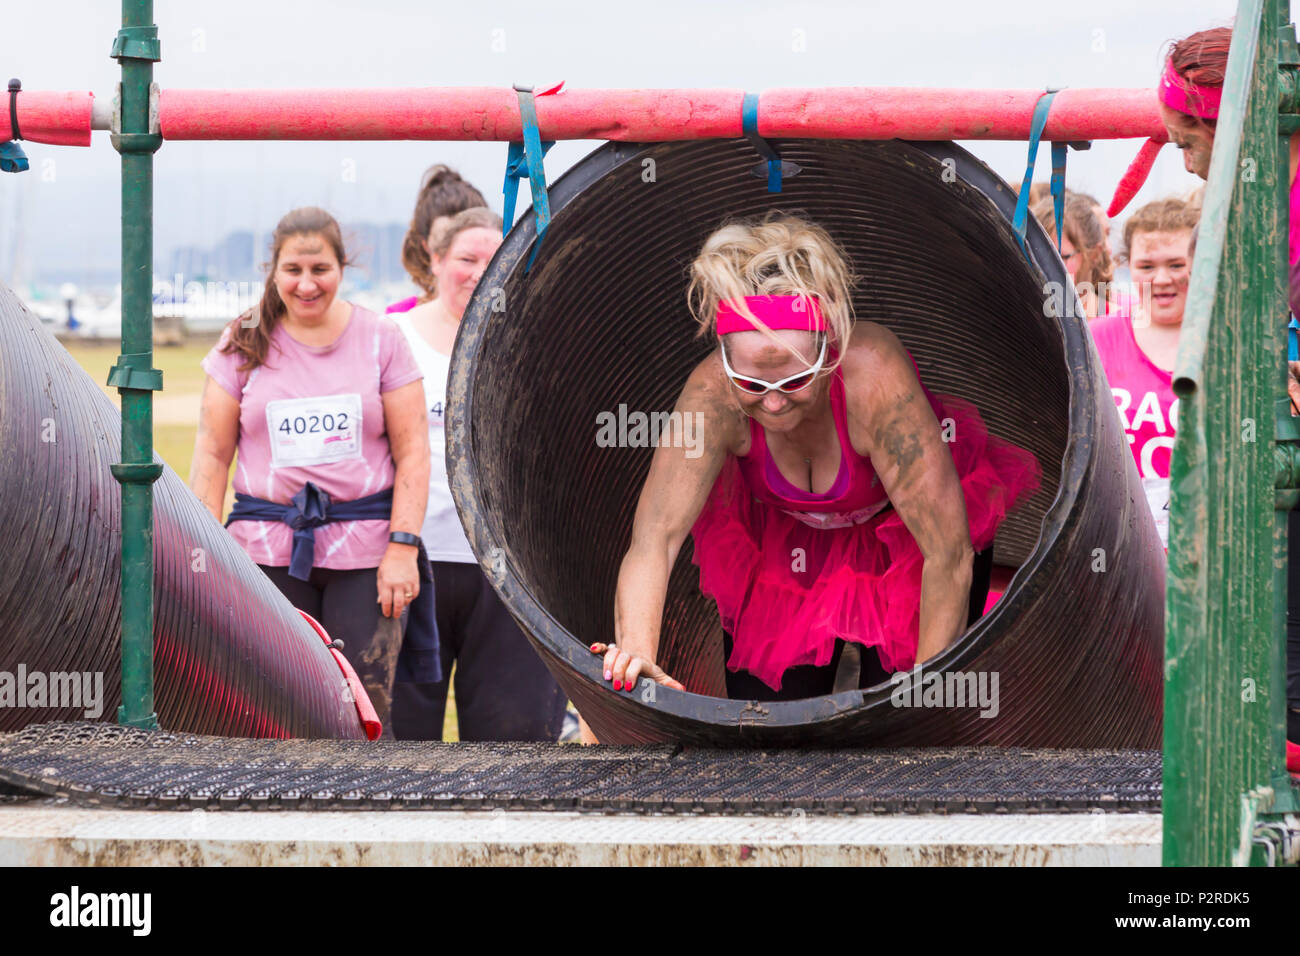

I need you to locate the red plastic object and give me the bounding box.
[299,610,382,741]
[1107,136,1166,218]
[13,90,94,146]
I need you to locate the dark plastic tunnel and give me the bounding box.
[448,137,1166,747]
[0,286,367,739]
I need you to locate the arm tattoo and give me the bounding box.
[874,392,925,479]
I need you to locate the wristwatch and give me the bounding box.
[388,531,422,548]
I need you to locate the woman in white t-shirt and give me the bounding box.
[389,206,568,741]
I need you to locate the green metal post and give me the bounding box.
[1165,0,1289,866]
[109,0,163,729]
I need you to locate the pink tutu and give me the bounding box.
[689,395,1042,691]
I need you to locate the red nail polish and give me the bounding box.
[613,680,622,691]
[590,644,599,652]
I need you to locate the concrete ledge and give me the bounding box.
[0,803,1161,866]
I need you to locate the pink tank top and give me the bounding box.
[737,352,941,530]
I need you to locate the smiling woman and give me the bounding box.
[189,206,435,736]
[1090,197,1199,552]
[593,211,1041,706]
[386,206,571,744]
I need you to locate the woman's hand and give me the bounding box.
[604,359,738,699]
[589,642,684,693]
[377,543,420,619]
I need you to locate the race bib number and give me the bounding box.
[266,394,362,468]
[1142,476,1169,551]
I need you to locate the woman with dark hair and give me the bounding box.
[190,206,435,735]
[1157,26,1300,774]
[390,165,488,315]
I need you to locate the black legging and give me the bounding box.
[390,561,568,742]
[1285,511,1300,742]
[723,546,995,701]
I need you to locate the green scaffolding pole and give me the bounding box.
[109,0,162,729]
[1165,0,1300,867]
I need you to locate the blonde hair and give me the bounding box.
[428,206,503,260]
[686,211,857,371]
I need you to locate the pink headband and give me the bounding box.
[716,295,826,335]
[1158,57,1221,120]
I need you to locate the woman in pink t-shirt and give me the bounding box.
[190,207,432,735]
[1091,198,1200,550]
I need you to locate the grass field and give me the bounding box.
[62,339,463,742]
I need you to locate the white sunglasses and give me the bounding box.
[719,335,828,395]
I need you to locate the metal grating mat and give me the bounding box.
[0,723,1161,814]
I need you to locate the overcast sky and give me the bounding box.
[0,0,1249,288]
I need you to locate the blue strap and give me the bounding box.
[502,85,555,272]
[1012,90,1064,261]
[0,140,27,173]
[742,92,782,193]
[1289,316,1299,362]
[1050,141,1067,249]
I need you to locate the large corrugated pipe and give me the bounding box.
[448,137,1165,747]
[0,286,366,739]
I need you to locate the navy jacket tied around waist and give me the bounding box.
[226,482,441,683]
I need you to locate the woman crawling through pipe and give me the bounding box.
[589,211,1041,707]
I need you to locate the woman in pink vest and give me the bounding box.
[590,212,1041,701]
